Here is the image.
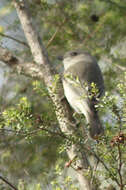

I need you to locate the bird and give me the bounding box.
[61,50,104,139]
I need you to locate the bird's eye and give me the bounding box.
[71,52,78,56]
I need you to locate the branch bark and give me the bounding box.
[0,45,44,79]
[5,1,96,189]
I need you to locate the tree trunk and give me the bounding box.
[12,0,95,189]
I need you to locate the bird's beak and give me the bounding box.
[57,55,63,61]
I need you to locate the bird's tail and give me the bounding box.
[88,111,104,139]
[81,101,104,139]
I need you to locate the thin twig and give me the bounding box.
[83,16,105,48]
[0,126,68,139]
[26,126,68,139]
[0,176,18,190]
[46,18,66,48]
[46,28,59,48]
[90,160,99,186]
[85,146,120,187]
[0,32,29,47]
[117,144,123,190]
[108,0,126,9]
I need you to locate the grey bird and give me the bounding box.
[61,50,104,139]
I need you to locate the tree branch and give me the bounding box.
[0,126,68,139]
[0,32,29,47]
[12,1,93,189]
[0,46,44,79]
[0,175,18,190]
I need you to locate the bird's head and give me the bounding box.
[62,50,91,70]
